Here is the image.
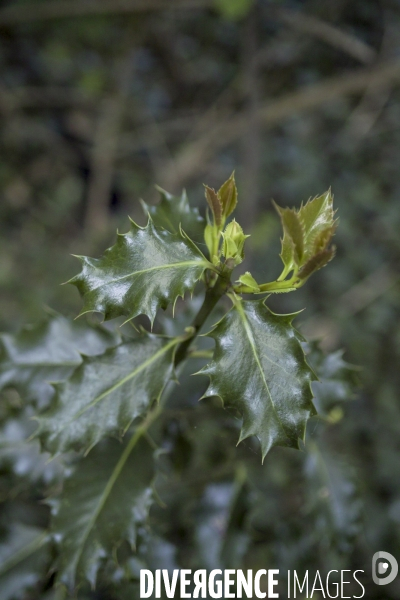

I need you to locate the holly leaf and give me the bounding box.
[299,190,336,255]
[274,190,337,280]
[69,218,211,325]
[0,416,62,485]
[0,316,119,408]
[218,172,238,219]
[236,272,260,292]
[273,204,304,266]
[50,435,155,589]
[0,524,49,600]
[305,342,359,417]
[200,299,317,459]
[297,247,336,281]
[205,185,222,227]
[191,481,251,570]
[36,333,179,455]
[141,188,205,242]
[304,442,362,553]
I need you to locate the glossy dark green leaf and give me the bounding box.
[37,333,179,455]
[200,299,317,459]
[191,480,250,570]
[69,218,211,325]
[0,316,119,408]
[0,524,49,600]
[141,188,205,242]
[0,416,61,484]
[304,442,362,553]
[305,343,359,417]
[51,435,155,589]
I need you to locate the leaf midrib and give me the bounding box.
[303,195,330,246]
[70,414,157,579]
[71,338,178,421]
[235,303,289,440]
[90,259,209,291]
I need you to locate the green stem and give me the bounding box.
[258,278,298,292]
[174,273,230,367]
[234,277,298,294]
[79,276,232,540]
[116,272,230,479]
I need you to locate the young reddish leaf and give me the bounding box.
[312,224,337,254]
[273,205,305,266]
[297,247,336,281]
[299,190,337,260]
[273,190,337,284]
[218,172,238,219]
[204,185,223,227]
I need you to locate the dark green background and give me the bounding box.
[0,0,399,598]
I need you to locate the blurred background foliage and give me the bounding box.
[0,0,400,598]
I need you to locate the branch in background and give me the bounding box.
[0,86,93,112]
[338,10,397,144]
[7,59,397,204]
[84,53,135,235]
[0,0,376,69]
[160,58,400,190]
[300,265,399,350]
[181,5,376,161]
[271,7,376,64]
[239,5,261,231]
[340,82,392,141]
[0,0,212,25]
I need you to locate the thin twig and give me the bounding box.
[160,58,400,190]
[239,6,261,230]
[84,52,135,235]
[338,10,397,144]
[0,86,93,112]
[0,0,212,25]
[300,265,399,349]
[0,0,377,76]
[272,7,376,64]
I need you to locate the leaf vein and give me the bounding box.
[236,303,289,440]
[70,338,178,422]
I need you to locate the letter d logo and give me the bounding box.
[372,551,398,585]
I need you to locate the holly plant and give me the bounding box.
[0,173,355,599]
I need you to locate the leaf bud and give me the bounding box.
[237,272,260,292]
[222,220,249,265]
